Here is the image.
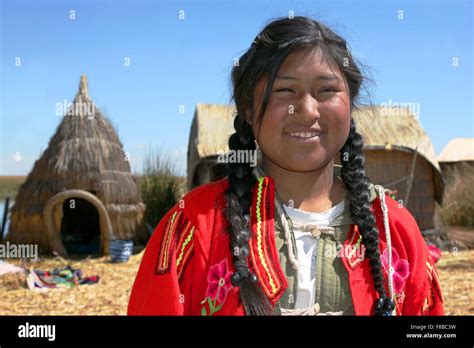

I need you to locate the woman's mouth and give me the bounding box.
[284,131,322,143]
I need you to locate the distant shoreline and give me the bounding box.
[0,176,26,200]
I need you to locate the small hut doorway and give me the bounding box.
[61,197,100,255]
[44,189,113,257]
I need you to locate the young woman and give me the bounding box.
[128,16,444,316]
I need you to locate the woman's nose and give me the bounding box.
[290,94,320,124]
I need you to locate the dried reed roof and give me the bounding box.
[352,106,441,171]
[187,104,236,182]
[7,75,145,252]
[437,138,474,163]
[352,105,444,203]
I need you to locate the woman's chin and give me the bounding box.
[280,157,332,173]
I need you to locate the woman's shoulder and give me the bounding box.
[180,177,230,211]
[369,184,433,282]
[368,183,426,254]
[163,177,230,234]
[368,183,418,228]
[370,185,445,315]
[150,178,231,275]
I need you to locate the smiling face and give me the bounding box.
[248,47,351,172]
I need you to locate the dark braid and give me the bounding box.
[340,118,395,315]
[224,115,274,315]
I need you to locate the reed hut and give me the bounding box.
[437,138,474,177]
[6,75,147,257]
[187,104,238,189]
[187,104,443,230]
[350,106,444,230]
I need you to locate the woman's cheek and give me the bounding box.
[260,102,288,131]
[255,112,284,153]
[267,96,292,116]
[320,99,350,125]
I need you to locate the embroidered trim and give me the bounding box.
[155,210,196,277]
[422,293,433,314]
[255,177,277,293]
[176,225,194,266]
[176,224,195,280]
[342,227,365,270]
[422,260,441,314]
[248,176,287,302]
[156,210,182,273]
[353,235,362,250]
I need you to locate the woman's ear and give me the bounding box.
[244,109,253,126]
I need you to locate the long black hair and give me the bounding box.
[225,16,393,315]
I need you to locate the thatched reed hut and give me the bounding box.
[437,138,474,175]
[6,75,147,257]
[187,103,443,230]
[187,104,247,189]
[349,106,444,230]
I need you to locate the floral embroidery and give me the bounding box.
[381,247,410,313]
[381,247,409,294]
[200,258,233,316]
[381,247,409,314]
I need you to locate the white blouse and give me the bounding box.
[283,199,345,309]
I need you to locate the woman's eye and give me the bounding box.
[274,88,295,93]
[319,87,337,93]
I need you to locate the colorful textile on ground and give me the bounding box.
[26,265,99,290]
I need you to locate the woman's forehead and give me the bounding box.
[278,47,342,78]
[253,47,345,97]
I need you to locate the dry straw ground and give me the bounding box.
[0,249,472,315]
[0,253,142,315]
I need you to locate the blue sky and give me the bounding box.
[1,0,472,176]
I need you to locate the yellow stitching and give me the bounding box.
[348,235,362,259]
[176,226,194,267]
[256,176,277,294]
[162,211,178,268]
[426,261,434,280]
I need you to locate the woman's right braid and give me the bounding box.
[224,114,273,315]
[340,118,395,315]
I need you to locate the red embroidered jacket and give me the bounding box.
[128,176,444,316]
